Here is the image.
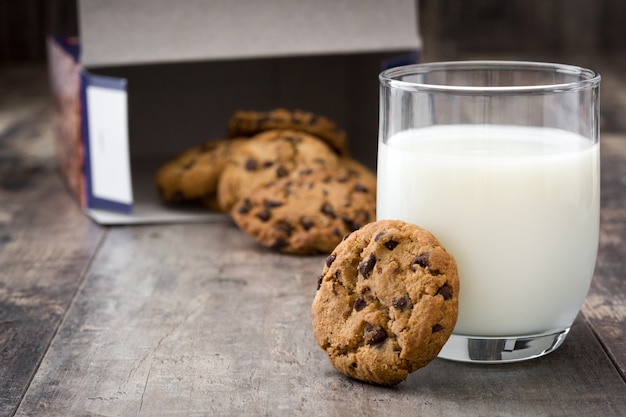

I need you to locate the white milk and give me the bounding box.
[377,125,600,336]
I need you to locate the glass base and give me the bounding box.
[437,328,570,363]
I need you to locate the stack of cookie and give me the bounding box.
[155,108,377,255]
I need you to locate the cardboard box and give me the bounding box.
[47,0,421,225]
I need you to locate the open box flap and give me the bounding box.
[78,0,421,67]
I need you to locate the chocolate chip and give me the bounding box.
[341,216,360,232]
[245,158,258,171]
[321,203,335,217]
[354,209,371,224]
[276,166,289,177]
[317,275,323,290]
[436,283,453,300]
[353,298,367,311]
[274,221,293,236]
[364,323,387,345]
[326,254,336,267]
[256,208,271,222]
[237,198,252,215]
[432,324,445,333]
[265,200,284,208]
[300,217,314,230]
[262,161,274,168]
[391,294,410,310]
[270,238,289,251]
[411,253,430,271]
[374,231,386,242]
[358,254,376,278]
[354,183,368,193]
[384,239,399,251]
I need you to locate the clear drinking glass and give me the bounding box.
[377,61,601,363]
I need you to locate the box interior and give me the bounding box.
[90,51,408,170]
[68,0,421,224]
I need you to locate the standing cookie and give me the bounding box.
[227,108,349,156]
[311,219,459,385]
[217,129,340,213]
[231,164,376,255]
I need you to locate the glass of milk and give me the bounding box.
[377,61,601,363]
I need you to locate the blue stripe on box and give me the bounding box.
[53,35,81,62]
[80,71,132,214]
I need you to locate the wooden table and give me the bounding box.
[1,65,625,417]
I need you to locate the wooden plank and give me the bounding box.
[0,66,105,416]
[15,222,626,417]
[582,134,626,378]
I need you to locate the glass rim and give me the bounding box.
[379,60,601,94]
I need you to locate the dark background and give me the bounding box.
[1,0,624,135]
[419,0,626,60]
[1,0,625,64]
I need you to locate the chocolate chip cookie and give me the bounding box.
[155,138,247,206]
[217,129,341,213]
[311,219,459,385]
[227,108,349,156]
[231,162,376,254]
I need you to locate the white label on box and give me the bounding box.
[85,85,133,205]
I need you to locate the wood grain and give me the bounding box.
[14,223,626,417]
[582,134,626,379]
[0,175,104,417]
[0,66,105,416]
